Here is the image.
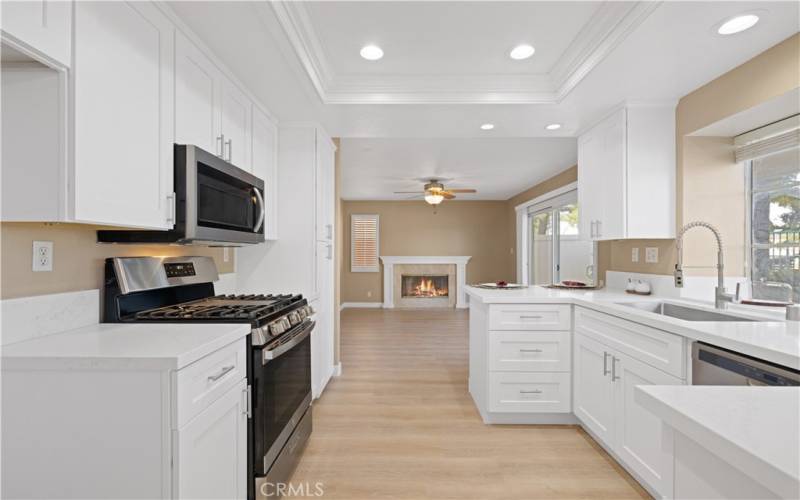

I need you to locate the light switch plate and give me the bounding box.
[32,241,53,272]
[223,247,230,263]
[645,247,659,264]
[631,247,639,263]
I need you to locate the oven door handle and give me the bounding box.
[253,187,265,233]
[262,321,314,364]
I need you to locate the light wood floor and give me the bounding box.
[290,308,650,499]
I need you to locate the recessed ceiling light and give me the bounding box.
[545,123,562,130]
[509,44,535,60]
[480,123,495,130]
[717,14,759,35]
[360,45,384,60]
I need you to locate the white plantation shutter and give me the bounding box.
[735,115,800,162]
[351,214,379,272]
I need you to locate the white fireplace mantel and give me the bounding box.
[380,256,472,309]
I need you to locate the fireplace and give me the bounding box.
[401,275,449,298]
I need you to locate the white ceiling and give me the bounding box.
[168,1,800,200]
[339,137,577,200]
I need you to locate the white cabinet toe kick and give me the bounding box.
[469,299,688,498]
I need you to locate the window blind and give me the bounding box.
[735,115,800,162]
[351,214,379,272]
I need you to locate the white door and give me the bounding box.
[613,351,682,498]
[1,0,71,67]
[573,333,615,446]
[251,106,278,239]
[311,239,334,398]
[173,379,248,500]
[577,130,602,240]
[175,30,221,155]
[315,132,335,242]
[220,79,251,170]
[72,1,174,229]
[598,108,626,239]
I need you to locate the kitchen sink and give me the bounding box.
[615,301,768,322]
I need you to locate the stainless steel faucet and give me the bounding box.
[674,221,737,309]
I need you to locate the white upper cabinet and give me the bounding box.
[1,0,72,67]
[578,105,676,240]
[175,30,221,155]
[220,79,252,170]
[315,129,336,242]
[251,105,278,239]
[72,0,175,229]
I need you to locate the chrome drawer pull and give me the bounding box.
[208,365,235,382]
[519,348,543,353]
[519,390,543,394]
[611,356,620,381]
[603,351,610,376]
[519,315,543,319]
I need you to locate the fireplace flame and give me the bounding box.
[412,278,448,297]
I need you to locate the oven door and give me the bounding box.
[251,320,313,477]
[179,144,266,244]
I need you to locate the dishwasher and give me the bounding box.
[692,342,800,386]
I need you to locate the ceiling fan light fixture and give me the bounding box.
[424,193,444,205]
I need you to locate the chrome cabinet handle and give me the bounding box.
[216,134,224,157]
[590,220,595,238]
[252,187,265,233]
[519,390,542,394]
[519,348,543,353]
[242,385,252,418]
[596,220,602,238]
[165,192,176,225]
[326,224,333,240]
[519,315,543,319]
[611,356,620,381]
[208,365,235,382]
[603,351,610,376]
[326,244,332,260]
[225,139,233,162]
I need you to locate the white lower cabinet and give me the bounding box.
[173,378,248,500]
[574,308,686,498]
[489,371,571,413]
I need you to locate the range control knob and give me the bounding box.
[268,320,285,336]
[288,311,301,326]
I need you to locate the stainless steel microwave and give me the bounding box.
[98,145,266,245]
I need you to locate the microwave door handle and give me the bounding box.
[253,187,265,233]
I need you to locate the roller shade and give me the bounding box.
[735,115,800,162]
[351,214,379,272]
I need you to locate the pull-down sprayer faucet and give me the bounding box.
[674,221,738,309]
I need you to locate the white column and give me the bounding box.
[456,261,468,309]
[382,261,394,308]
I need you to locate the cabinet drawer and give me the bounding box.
[489,372,571,413]
[575,307,685,379]
[489,331,570,372]
[173,339,247,427]
[489,304,571,331]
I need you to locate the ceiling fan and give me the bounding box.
[394,180,477,205]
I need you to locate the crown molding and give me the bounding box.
[270,1,661,105]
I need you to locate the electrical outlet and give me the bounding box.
[223,247,230,263]
[32,241,53,272]
[645,247,659,264]
[366,291,372,298]
[631,247,640,263]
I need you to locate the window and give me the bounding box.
[525,189,595,286]
[740,116,800,303]
[351,214,379,272]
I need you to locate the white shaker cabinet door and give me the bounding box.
[613,352,682,499]
[573,333,615,446]
[251,106,278,239]
[72,1,174,229]
[173,378,248,500]
[597,108,626,240]
[220,79,251,170]
[175,30,221,156]
[1,0,72,67]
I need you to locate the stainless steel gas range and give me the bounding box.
[103,256,313,500]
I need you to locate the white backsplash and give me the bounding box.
[1,289,100,346]
[606,271,748,304]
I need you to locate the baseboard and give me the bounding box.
[333,363,342,377]
[340,302,383,309]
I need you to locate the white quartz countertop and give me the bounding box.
[465,286,800,369]
[636,385,800,499]
[1,323,251,370]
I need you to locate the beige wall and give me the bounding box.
[341,200,512,303]
[1,222,233,300]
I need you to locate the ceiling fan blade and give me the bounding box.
[393,191,423,194]
[447,189,477,193]
[442,192,455,200]
[405,194,424,199]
